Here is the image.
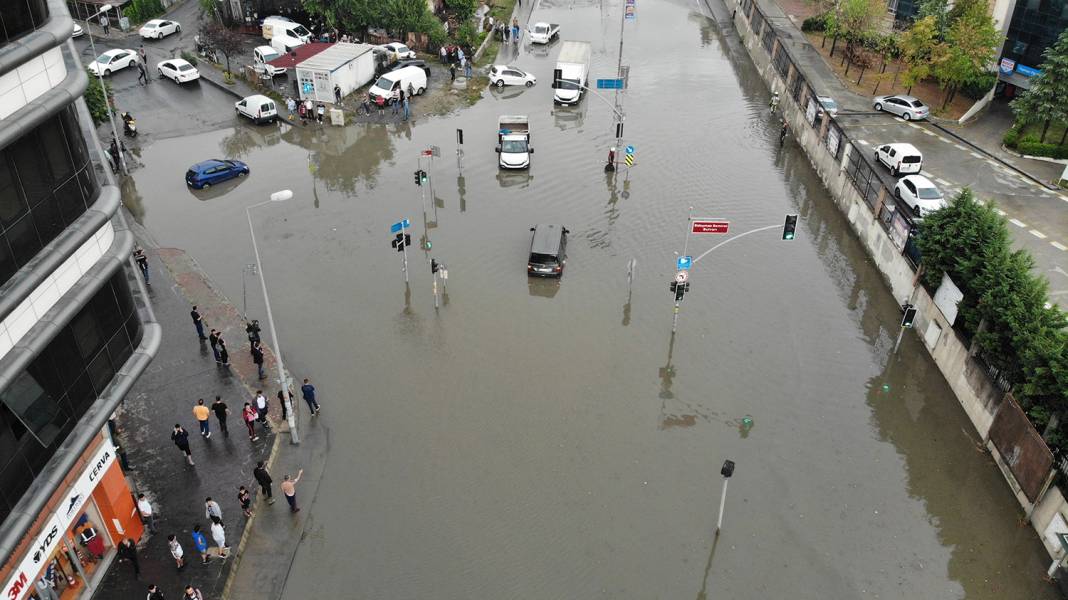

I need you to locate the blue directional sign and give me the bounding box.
[596,78,624,90]
[677,255,692,270]
[625,145,635,154]
[390,219,410,233]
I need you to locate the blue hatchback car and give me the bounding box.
[185,159,250,189]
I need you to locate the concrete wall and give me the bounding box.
[729,0,1068,561]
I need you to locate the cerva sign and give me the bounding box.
[2,443,115,599]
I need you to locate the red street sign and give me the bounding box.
[692,220,730,234]
[421,150,433,156]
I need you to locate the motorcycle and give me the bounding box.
[121,112,137,138]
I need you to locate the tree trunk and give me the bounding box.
[1059,126,1067,146]
[1041,119,1051,143]
[822,33,827,48]
[893,61,901,87]
[873,76,880,95]
[941,86,951,109]
[857,64,865,85]
[830,35,838,57]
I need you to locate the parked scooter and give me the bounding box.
[122,112,137,138]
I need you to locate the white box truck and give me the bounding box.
[553,41,591,105]
[262,18,312,43]
[496,116,532,169]
[528,22,560,44]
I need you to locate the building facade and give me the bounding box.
[998,0,1068,92]
[0,0,160,599]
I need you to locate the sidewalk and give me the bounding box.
[91,239,291,599]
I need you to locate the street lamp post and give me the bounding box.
[715,460,735,536]
[84,3,128,175]
[246,190,299,445]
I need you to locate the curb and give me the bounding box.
[930,122,1061,191]
[198,66,245,100]
[999,144,1068,166]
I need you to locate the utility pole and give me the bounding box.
[612,0,631,170]
[456,128,464,174]
[671,207,694,333]
[392,218,411,283]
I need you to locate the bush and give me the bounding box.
[801,14,828,32]
[123,0,165,23]
[83,73,112,125]
[960,73,996,100]
[180,51,198,66]
[1002,127,1020,147]
[1017,141,1068,159]
[1019,133,1040,145]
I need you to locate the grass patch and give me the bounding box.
[1017,121,1068,146]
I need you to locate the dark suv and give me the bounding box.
[527,224,569,277]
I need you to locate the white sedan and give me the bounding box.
[379,42,415,60]
[139,19,181,39]
[158,58,200,84]
[87,49,138,76]
[490,65,536,88]
[894,175,946,218]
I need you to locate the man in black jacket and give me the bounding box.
[253,461,275,504]
[171,424,194,465]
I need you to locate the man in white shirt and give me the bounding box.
[135,493,157,534]
[255,391,271,430]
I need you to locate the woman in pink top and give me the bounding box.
[242,402,259,441]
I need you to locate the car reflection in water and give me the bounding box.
[186,173,250,201]
[552,104,585,131]
[489,84,528,101]
[496,169,533,189]
[528,276,560,298]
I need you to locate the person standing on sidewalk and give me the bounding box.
[191,525,210,564]
[167,534,185,570]
[137,61,148,85]
[242,403,259,441]
[254,390,271,431]
[171,425,194,465]
[251,341,265,379]
[211,396,229,437]
[204,497,223,523]
[135,493,157,534]
[301,378,320,415]
[281,469,304,513]
[134,247,149,282]
[117,538,140,577]
[253,461,274,504]
[218,338,230,367]
[190,306,206,339]
[100,14,109,35]
[402,94,410,121]
[183,585,205,600]
[277,389,292,421]
[193,399,211,438]
[208,329,221,362]
[209,517,229,559]
[237,486,252,517]
[147,584,165,600]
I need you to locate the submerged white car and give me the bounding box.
[158,58,200,84]
[490,65,536,88]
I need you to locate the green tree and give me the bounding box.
[836,0,885,62]
[916,0,951,40]
[1011,30,1068,142]
[899,16,938,94]
[303,0,382,35]
[201,21,243,77]
[445,0,478,21]
[931,4,1001,108]
[83,74,112,125]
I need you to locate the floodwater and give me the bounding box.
[124,0,1060,597]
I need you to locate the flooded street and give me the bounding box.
[125,0,1059,597]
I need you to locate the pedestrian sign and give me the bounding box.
[390,219,410,233]
[677,255,692,270]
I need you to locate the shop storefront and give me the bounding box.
[1,437,142,600]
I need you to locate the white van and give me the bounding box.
[253,46,286,77]
[874,143,923,176]
[235,94,278,124]
[270,34,304,55]
[262,18,312,43]
[368,66,427,105]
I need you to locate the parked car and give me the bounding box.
[185,160,249,189]
[874,143,923,176]
[234,95,278,124]
[817,95,838,117]
[490,65,536,88]
[527,224,569,277]
[72,23,83,38]
[379,42,416,60]
[894,175,945,218]
[157,58,200,84]
[87,49,138,76]
[873,94,929,121]
[389,58,431,77]
[138,19,181,39]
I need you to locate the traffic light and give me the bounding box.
[393,233,410,252]
[901,304,917,328]
[552,68,562,89]
[431,259,440,273]
[413,170,421,185]
[420,170,428,186]
[671,281,689,302]
[783,214,798,240]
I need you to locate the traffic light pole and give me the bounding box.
[612,0,627,170]
[672,208,694,334]
[400,221,409,283]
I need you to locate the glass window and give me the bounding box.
[32,195,63,241]
[54,177,85,225]
[0,371,67,447]
[10,135,49,208]
[71,309,105,361]
[5,213,41,265]
[0,0,48,43]
[38,118,74,184]
[0,238,15,283]
[0,159,27,228]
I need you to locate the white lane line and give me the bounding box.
[1053,242,1068,251]
[1031,229,1048,239]
[935,177,951,186]
[921,170,933,177]
[922,129,935,136]
[857,139,870,146]
[986,160,1000,167]
[1009,218,1027,227]
[970,152,984,159]
[995,209,1007,215]
[954,144,967,151]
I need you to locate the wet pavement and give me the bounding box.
[110,0,1062,598]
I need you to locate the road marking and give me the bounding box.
[921,170,933,177]
[986,159,1000,167]
[1009,218,1027,227]
[970,152,984,159]
[995,209,1007,215]
[857,139,870,146]
[935,177,951,186]
[1053,242,1068,251]
[954,144,967,151]
[1031,229,1048,239]
[922,129,935,136]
